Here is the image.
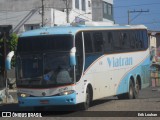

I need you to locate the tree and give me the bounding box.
[0,33,18,73]
[8,33,18,68]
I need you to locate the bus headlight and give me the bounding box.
[59,90,75,96]
[18,93,30,97]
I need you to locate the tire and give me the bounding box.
[118,80,139,100]
[128,81,134,99]
[81,87,91,110]
[122,81,134,99]
[133,80,140,99]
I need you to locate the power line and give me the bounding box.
[128,9,149,24]
[114,3,160,8]
[115,12,160,19]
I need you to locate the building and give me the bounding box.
[0,0,114,33]
[149,31,160,62]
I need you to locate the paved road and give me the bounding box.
[1,86,160,120]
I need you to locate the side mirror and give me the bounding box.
[5,51,14,70]
[70,47,76,66]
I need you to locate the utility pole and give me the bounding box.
[41,0,45,27]
[128,9,149,25]
[63,0,70,23]
[2,32,8,103]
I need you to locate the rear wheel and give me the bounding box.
[128,81,134,99]
[121,81,134,99]
[133,80,140,99]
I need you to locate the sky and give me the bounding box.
[113,0,160,31]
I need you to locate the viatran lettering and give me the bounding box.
[107,57,133,67]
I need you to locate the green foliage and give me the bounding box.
[0,33,18,69]
[8,33,18,51]
[9,33,18,67]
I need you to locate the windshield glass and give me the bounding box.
[16,35,74,88]
[17,52,74,88]
[17,35,73,52]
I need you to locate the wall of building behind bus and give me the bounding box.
[92,0,114,24]
[0,0,114,33]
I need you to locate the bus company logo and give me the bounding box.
[2,112,11,117]
[107,57,133,68]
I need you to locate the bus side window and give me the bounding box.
[93,32,103,52]
[143,30,148,49]
[130,31,136,49]
[137,31,142,49]
[84,32,93,53]
[75,32,83,82]
[135,31,139,49]
[113,31,121,50]
[103,31,113,53]
[121,32,129,49]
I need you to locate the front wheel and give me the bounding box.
[80,87,91,110]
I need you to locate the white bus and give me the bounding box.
[16,24,150,110]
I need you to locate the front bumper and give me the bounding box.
[18,92,76,107]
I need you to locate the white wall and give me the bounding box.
[103,0,113,4]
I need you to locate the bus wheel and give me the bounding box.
[134,80,140,99]
[128,81,134,99]
[81,87,91,110]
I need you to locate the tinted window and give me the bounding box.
[129,31,136,49]
[143,30,148,49]
[84,32,93,53]
[17,35,73,52]
[103,31,113,52]
[93,32,103,52]
[113,31,121,50]
[75,32,83,81]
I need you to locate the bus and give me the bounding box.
[15,24,150,110]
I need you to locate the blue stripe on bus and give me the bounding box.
[116,56,150,95]
[18,92,76,107]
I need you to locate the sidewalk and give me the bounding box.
[0,89,18,104]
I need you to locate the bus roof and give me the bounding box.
[20,24,147,37]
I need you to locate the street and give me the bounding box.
[0,86,160,119]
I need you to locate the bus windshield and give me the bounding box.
[17,35,73,52]
[16,35,74,88]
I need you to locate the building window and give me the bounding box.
[88,1,91,7]
[103,3,107,14]
[103,2,113,20]
[108,4,112,15]
[24,24,40,31]
[75,0,79,9]
[82,0,86,11]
